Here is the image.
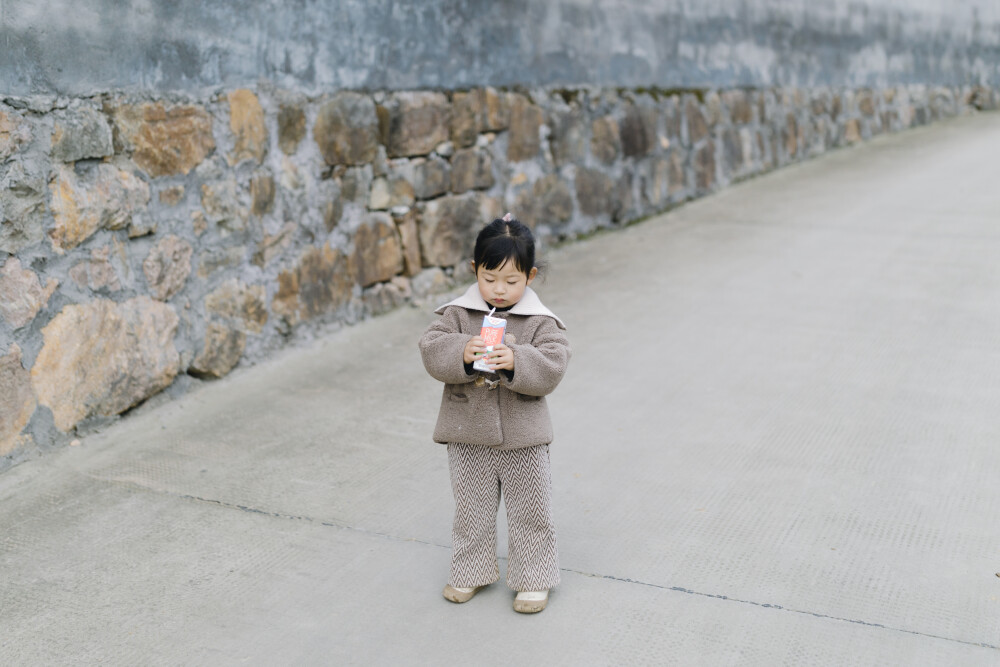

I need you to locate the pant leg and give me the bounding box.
[499,445,561,591]
[447,443,501,588]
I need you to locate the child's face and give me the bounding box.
[473,259,537,309]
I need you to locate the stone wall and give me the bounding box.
[2,82,997,468]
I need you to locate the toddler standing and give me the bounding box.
[418,215,570,613]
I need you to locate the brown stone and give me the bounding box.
[591,116,621,165]
[110,102,215,177]
[31,297,180,431]
[694,141,716,191]
[845,118,862,144]
[352,213,404,287]
[0,344,36,455]
[159,185,185,206]
[272,244,354,325]
[668,149,687,197]
[575,167,614,217]
[48,163,150,252]
[278,103,307,155]
[784,113,799,157]
[201,179,245,231]
[362,279,410,316]
[484,88,511,131]
[620,104,656,158]
[550,108,586,166]
[69,246,122,293]
[0,258,58,329]
[0,107,32,162]
[831,95,843,120]
[705,91,723,126]
[51,106,114,163]
[392,208,422,277]
[253,222,297,267]
[369,175,414,210]
[228,89,268,165]
[519,175,573,227]
[507,94,543,162]
[205,279,267,334]
[858,91,876,117]
[192,211,208,236]
[642,159,670,209]
[664,97,683,139]
[450,148,494,194]
[722,127,743,174]
[410,157,451,200]
[142,235,193,301]
[725,90,754,125]
[612,170,634,223]
[418,193,483,267]
[451,90,481,148]
[380,91,451,158]
[197,245,245,278]
[189,323,246,379]
[250,171,275,216]
[314,92,380,166]
[324,197,343,233]
[686,98,709,144]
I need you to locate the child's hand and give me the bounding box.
[485,343,514,371]
[463,336,486,365]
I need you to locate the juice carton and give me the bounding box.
[473,313,507,373]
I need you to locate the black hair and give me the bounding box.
[472,217,536,275]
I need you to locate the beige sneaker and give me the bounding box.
[443,584,485,603]
[513,590,548,613]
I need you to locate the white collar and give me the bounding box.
[435,284,566,330]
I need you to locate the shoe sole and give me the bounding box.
[443,584,482,603]
[513,599,547,613]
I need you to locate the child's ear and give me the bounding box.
[526,266,538,285]
[469,260,477,275]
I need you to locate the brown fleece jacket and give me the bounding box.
[419,284,571,449]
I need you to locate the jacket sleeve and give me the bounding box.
[500,316,571,397]
[419,307,477,385]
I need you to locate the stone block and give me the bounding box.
[158,185,185,206]
[620,104,657,158]
[402,156,450,200]
[48,163,150,252]
[507,94,543,162]
[228,89,268,165]
[250,171,275,216]
[663,97,683,139]
[110,101,215,177]
[724,90,754,125]
[591,116,620,165]
[31,297,180,432]
[392,208,422,277]
[783,113,799,158]
[314,92,380,166]
[451,148,494,194]
[253,222,297,267]
[0,344,36,456]
[142,235,193,301]
[201,178,245,231]
[50,106,113,163]
[197,245,246,278]
[451,90,481,148]
[352,212,404,287]
[858,91,876,117]
[484,88,511,132]
[694,140,716,191]
[549,108,586,166]
[667,149,687,197]
[1,107,32,162]
[685,97,709,144]
[189,323,246,379]
[722,127,743,174]
[272,244,354,326]
[418,193,482,267]
[69,246,121,293]
[380,91,451,158]
[0,257,58,329]
[517,174,573,228]
[369,175,414,210]
[845,118,862,144]
[278,103,307,155]
[575,167,614,217]
[1,164,47,254]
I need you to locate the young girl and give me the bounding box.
[418,214,570,614]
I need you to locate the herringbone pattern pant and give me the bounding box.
[447,443,560,591]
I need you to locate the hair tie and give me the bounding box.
[502,212,513,222]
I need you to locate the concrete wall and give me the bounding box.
[3,0,999,98]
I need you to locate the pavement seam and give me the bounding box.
[563,568,1000,653]
[87,472,1000,653]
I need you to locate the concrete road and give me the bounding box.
[2,113,999,666]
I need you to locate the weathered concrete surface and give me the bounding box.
[2,0,999,97]
[1,114,999,664]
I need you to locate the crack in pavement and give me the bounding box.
[94,472,1000,653]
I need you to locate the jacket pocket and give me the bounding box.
[449,391,469,403]
[516,393,541,402]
